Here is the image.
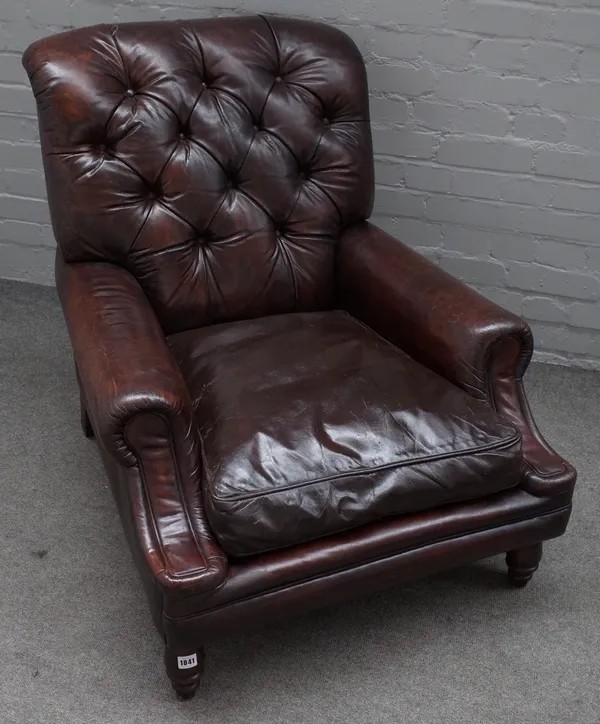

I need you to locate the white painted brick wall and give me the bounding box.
[1,0,600,368]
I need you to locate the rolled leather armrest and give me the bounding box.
[56,253,227,592]
[338,222,575,497]
[56,254,189,465]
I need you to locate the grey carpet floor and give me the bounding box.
[0,278,599,724]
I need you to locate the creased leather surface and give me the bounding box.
[338,222,533,404]
[56,255,227,593]
[169,311,523,556]
[23,15,373,335]
[337,222,576,498]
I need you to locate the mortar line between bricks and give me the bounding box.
[458,0,600,13]
[441,248,594,275]
[0,192,50,202]
[423,189,600,218]
[374,156,600,186]
[0,112,38,119]
[374,152,600,190]
[437,223,600,249]
[370,94,600,128]
[378,24,600,50]
[0,81,36,90]
[368,25,600,52]
[368,59,583,87]
[377,175,600,213]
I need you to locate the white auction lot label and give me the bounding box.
[177,654,198,670]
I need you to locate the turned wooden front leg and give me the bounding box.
[164,645,205,700]
[506,543,543,588]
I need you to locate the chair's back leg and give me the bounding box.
[506,543,543,587]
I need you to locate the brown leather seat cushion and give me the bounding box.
[169,311,522,557]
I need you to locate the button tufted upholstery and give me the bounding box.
[23,16,576,699]
[24,15,373,334]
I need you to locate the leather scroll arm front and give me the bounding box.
[56,253,227,593]
[338,222,576,498]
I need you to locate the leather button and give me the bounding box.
[323,118,330,126]
[179,132,186,140]
[252,124,259,132]
[274,75,282,83]
[201,81,207,89]
[125,88,134,97]
[97,143,106,152]
[298,171,306,180]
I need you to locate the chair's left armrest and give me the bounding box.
[337,222,576,497]
[56,254,228,593]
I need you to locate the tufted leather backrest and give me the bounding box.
[23,15,374,334]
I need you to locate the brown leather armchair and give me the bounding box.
[23,15,576,699]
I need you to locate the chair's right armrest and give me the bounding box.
[56,254,227,594]
[337,222,533,403]
[337,222,576,499]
